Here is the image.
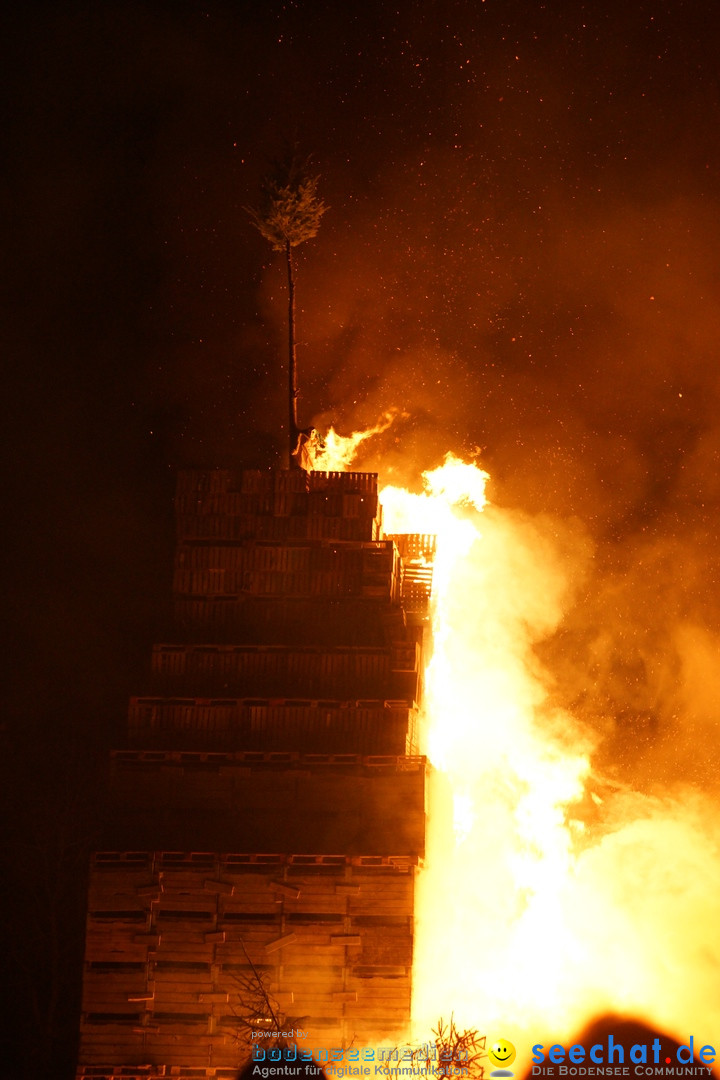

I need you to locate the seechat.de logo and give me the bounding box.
[531,1035,716,1075]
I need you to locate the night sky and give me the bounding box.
[4,0,720,1073]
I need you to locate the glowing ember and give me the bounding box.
[317,424,720,1057]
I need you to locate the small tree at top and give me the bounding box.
[246,151,327,467]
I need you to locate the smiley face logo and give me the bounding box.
[488,1039,517,1073]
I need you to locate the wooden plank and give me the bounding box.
[346,985,411,1003]
[155,932,215,948]
[272,943,346,959]
[135,887,161,899]
[343,1004,410,1020]
[84,947,150,964]
[152,992,214,1007]
[204,879,234,895]
[264,933,297,953]
[269,880,301,899]
[152,920,216,935]
[153,977,215,991]
[217,927,279,946]
[348,966,409,979]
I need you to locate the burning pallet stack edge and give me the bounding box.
[77,469,435,1079]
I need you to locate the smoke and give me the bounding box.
[565,787,720,1042]
[290,181,720,792]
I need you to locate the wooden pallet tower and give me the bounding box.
[77,468,435,1080]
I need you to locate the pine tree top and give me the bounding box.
[247,161,327,251]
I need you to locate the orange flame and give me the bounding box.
[320,424,720,1059]
[307,410,400,471]
[380,456,720,1058]
[381,460,593,1043]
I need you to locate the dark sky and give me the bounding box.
[3,0,720,1069]
[5,0,720,740]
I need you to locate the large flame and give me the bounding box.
[381,458,595,1043]
[306,410,399,471]
[316,425,720,1061]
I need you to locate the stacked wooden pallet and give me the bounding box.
[77,469,435,1076]
[80,856,415,1068]
[176,470,382,544]
[172,540,401,602]
[173,595,412,646]
[149,642,419,700]
[127,697,416,754]
[385,534,436,618]
[104,754,426,857]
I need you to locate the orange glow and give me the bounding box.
[318,428,720,1059]
[380,458,595,1046]
[380,456,720,1057]
[308,410,399,471]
